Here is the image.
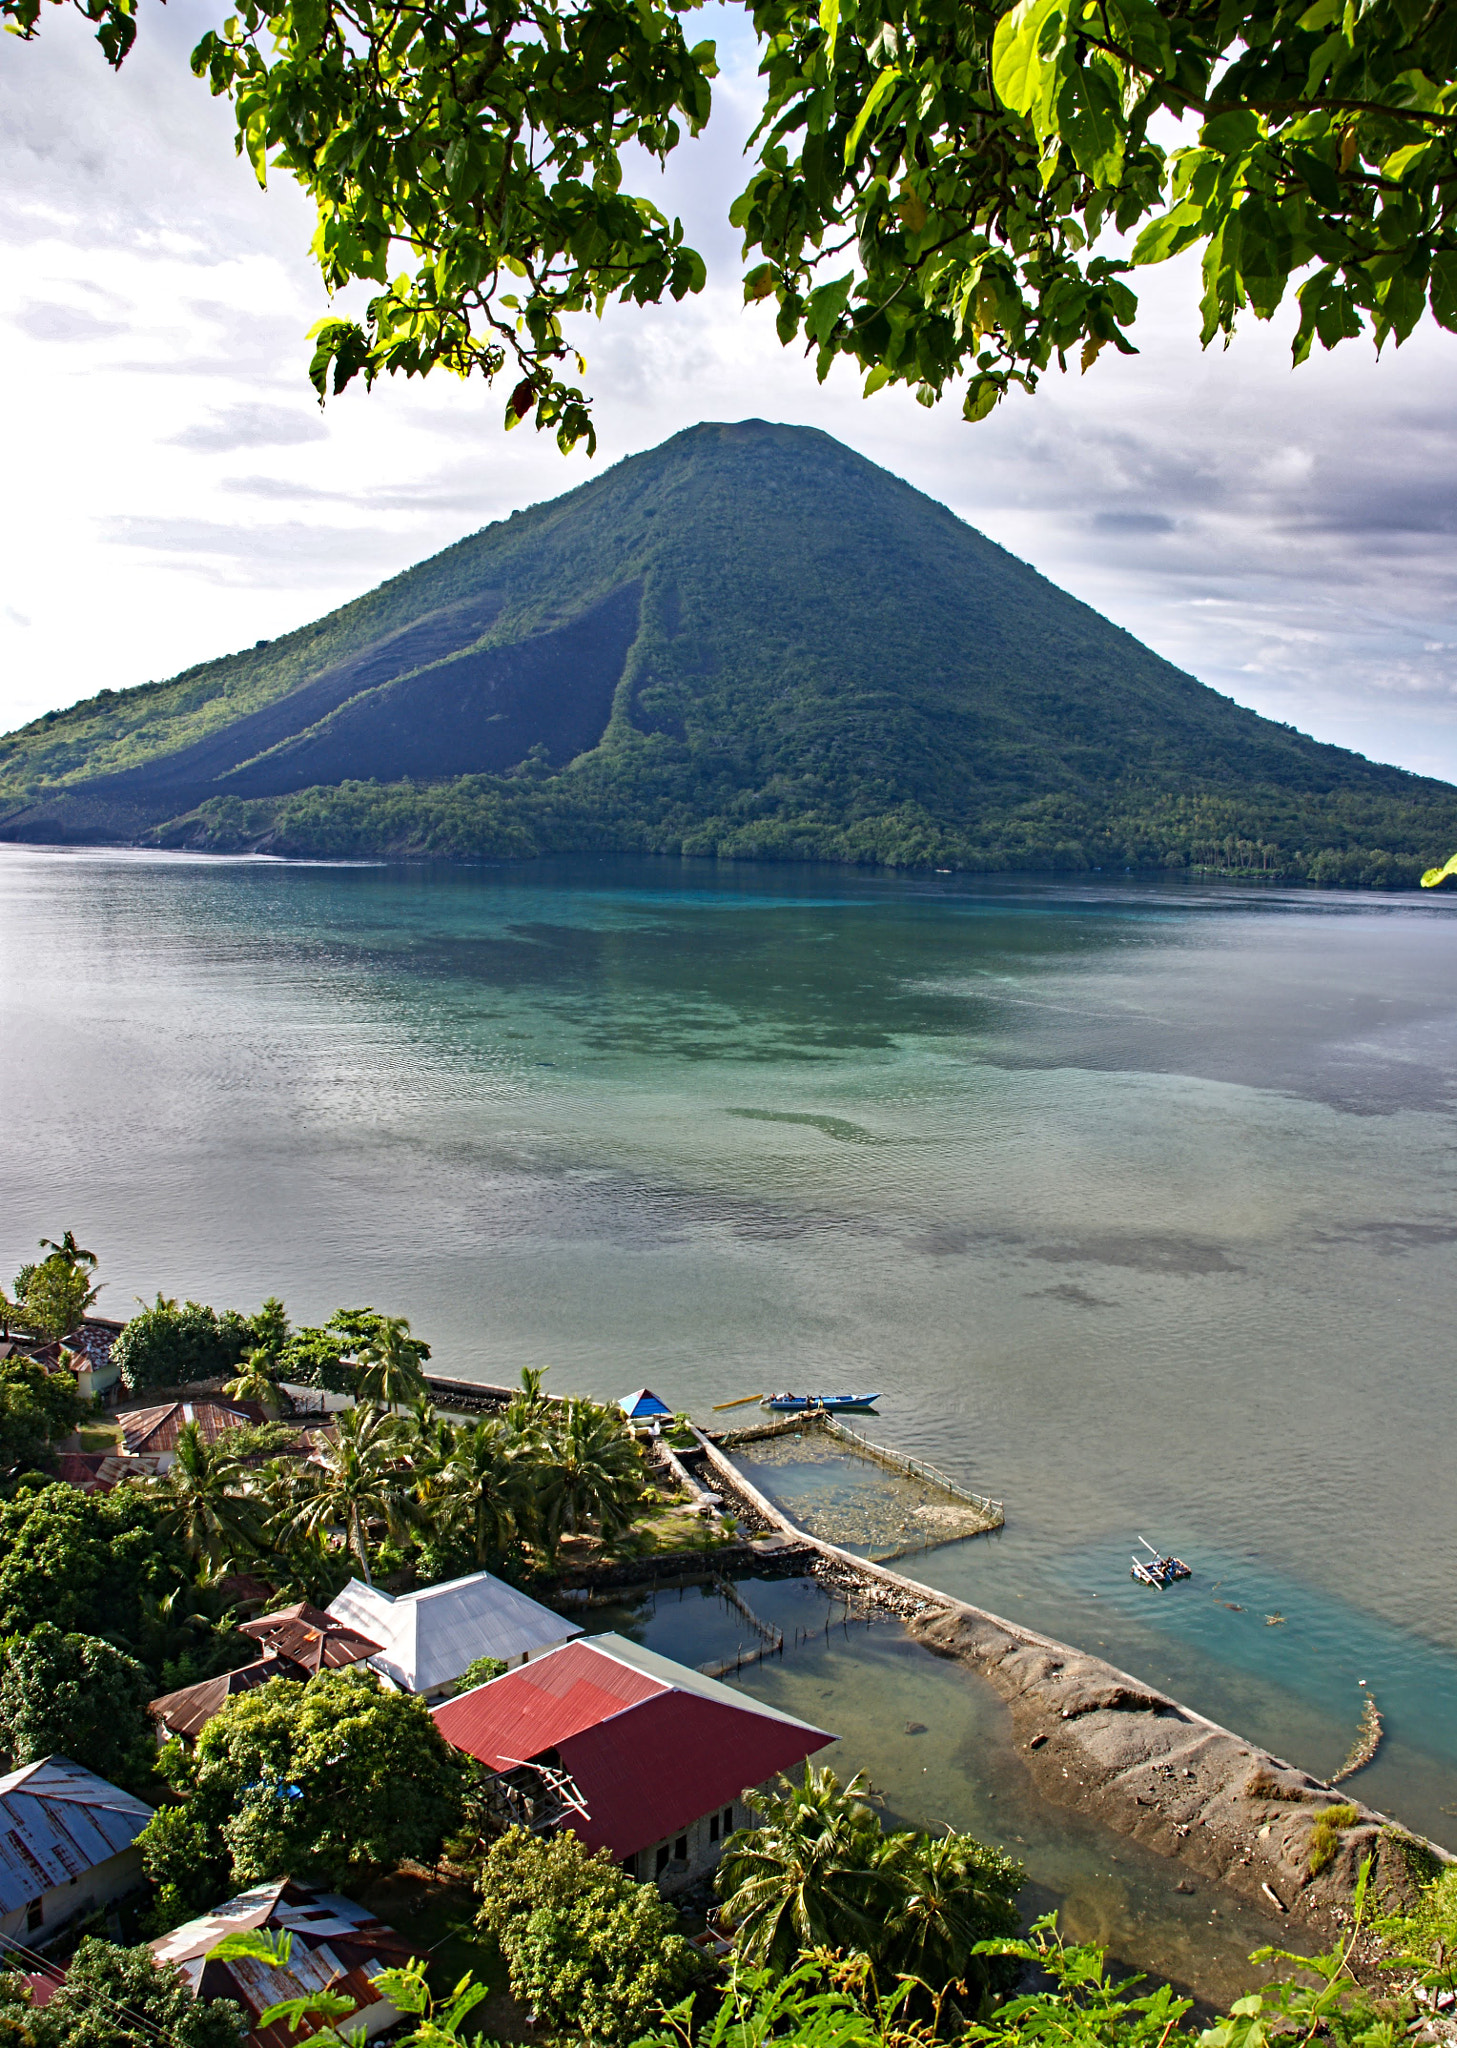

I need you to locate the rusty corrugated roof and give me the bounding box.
[238,1603,381,1674]
[117,1399,262,1455]
[152,1878,415,2048]
[150,1656,305,1742]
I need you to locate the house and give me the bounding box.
[237,1602,382,1676]
[150,1656,306,1745]
[52,1451,160,1494]
[0,1320,126,1402]
[0,1757,154,1945]
[61,1317,126,1401]
[150,1877,414,2047]
[327,1571,581,1701]
[115,1398,263,1470]
[432,1632,834,1892]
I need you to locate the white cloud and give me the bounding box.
[1,2,1454,782]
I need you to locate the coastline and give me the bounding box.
[692,1423,1454,1934]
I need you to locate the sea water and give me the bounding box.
[1,846,1454,1860]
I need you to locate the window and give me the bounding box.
[722,1805,734,1834]
[655,1845,670,1877]
[674,1836,687,1862]
[709,1813,720,1844]
[621,1854,638,1878]
[25,1899,42,1933]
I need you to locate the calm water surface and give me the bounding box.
[2,848,1454,1866]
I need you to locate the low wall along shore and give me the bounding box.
[692,1424,1454,1935]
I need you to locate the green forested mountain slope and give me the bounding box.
[3,419,1453,883]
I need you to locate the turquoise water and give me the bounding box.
[1,848,1454,1853]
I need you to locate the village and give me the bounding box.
[0,1235,1032,2047]
[1,1234,1452,2048]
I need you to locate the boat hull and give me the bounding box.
[763,1394,881,1412]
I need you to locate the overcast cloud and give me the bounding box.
[2,1,1455,780]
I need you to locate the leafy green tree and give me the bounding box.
[274,1322,360,1395]
[0,1938,245,2048]
[111,1297,254,1393]
[0,1358,88,1471]
[536,1397,643,1555]
[3,1254,100,1344]
[476,1827,703,2046]
[0,1485,193,1671]
[354,1313,430,1410]
[161,1420,264,1570]
[0,1624,156,1795]
[185,1667,462,1887]
[718,1767,1024,1999]
[135,1803,232,1935]
[10,0,1457,442]
[717,1767,891,1970]
[275,1306,430,1396]
[286,1401,414,1584]
[248,1295,291,1358]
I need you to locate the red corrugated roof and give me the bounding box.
[432,1638,663,1766]
[556,1688,834,1859]
[433,1639,833,1860]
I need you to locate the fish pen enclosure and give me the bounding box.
[714,1411,1004,1562]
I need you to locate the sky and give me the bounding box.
[3,2,1457,783]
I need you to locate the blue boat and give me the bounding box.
[762,1391,881,1412]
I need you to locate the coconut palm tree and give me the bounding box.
[535,1398,643,1556]
[224,1347,284,1416]
[503,1366,552,1440]
[287,1403,413,1586]
[433,1416,536,1567]
[161,1421,263,1569]
[715,1766,891,1970]
[355,1315,428,1411]
[39,1231,98,1273]
[875,1827,1023,2006]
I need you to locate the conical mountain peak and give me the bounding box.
[1,422,1451,884]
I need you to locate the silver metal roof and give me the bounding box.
[0,1758,153,1914]
[328,1571,580,1693]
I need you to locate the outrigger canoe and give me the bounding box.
[1130,1536,1192,1589]
[763,1392,881,1412]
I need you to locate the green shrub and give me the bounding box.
[476,1826,703,2046]
[136,1804,231,1935]
[456,1654,508,1691]
[1307,1802,1360,1876]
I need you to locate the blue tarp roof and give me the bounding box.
[619,1388,672,1419]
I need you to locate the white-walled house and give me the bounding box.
[0,1758,152,1945]
[327,1569,581,1700]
